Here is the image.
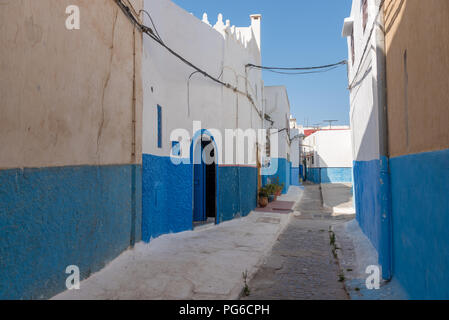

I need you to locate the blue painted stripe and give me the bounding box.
[389,148,449,299]
[306,167,353,184]
[142,154,258,240]
[218,166,257,222]
[0,164,142,299]
[142,154,193,242]
[290,167,301,186]
[353,159,381,252]
[263,158,290,194]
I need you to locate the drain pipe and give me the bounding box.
[374,0,392,281]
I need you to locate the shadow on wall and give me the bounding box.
[352,93,382,253]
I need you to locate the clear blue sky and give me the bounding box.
[172,0,352,126]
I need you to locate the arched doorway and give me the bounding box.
[193,135,217,227]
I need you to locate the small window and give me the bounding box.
[157,105,162,148]
[362,0,368,32]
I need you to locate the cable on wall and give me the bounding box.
[113,0,263,119]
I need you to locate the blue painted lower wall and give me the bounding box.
[262,158,290,194]
[306,167,353,184]
[389,148,449,299]
[353,160,381,252]
[142,154,258,239]
[142,154,193,242]
[0,164,142,300]
[218,166,257,222]
[290,167,301,186]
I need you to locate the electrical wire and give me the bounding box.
[114,0,264,119]
[264,65,341,75]
[139,9,164,43]
[247,60,347,71]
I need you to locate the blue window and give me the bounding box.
[157,105,162,148]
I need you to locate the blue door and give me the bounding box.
[193,143,206,222]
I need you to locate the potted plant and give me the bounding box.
[258,187,269,208]
[272,177,284,197]
[266,184,276,202]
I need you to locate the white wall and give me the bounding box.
[290,128,301,167]
[264,86,291,160]
[142,0,263,164]
[343,0,382,162]
[304,129,353,168]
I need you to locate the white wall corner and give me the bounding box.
[342,17,354,38]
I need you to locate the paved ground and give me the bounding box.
[321,183,355,215]
[333,220,408,300]
[53,187,302,300]
[242,183,354,300]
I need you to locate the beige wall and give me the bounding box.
[0,0,143,169]
[384,0,449,157]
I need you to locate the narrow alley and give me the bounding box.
[53,189,302,300]
[242,184,353,300]
[1,0,449,303]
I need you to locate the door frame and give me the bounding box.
[191,129,219,227]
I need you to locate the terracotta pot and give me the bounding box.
[276,189,282,197]
[259,197,268,207]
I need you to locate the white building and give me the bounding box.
[262,86,292,193]
[289,116,302,186]
[302,127,353,184]
[141,0,266,240]
[342,0,385,258]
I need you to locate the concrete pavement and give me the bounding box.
[321,183,355,215]
[241,184,353,300]
[333,220,408,300]
[53,187,303,300]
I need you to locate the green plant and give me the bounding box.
[258,187,269,198]
[265,183,277,195]
[329,231,336,246]
[271,176,284,193]
[242,271,250,297]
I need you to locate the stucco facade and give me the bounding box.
[344,0,449,299]
[141,0,264,241]
[262,86,292,193]
[342,0,384,260]
[0,0,143,299]
[303,129,353,184]
[383,0,449,299]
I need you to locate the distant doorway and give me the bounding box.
[193,137,217,227]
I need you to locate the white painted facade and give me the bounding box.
[263,86,291,162]
[303,129,353,169]
[342,0,383,162]
[289,116,302,168]
[142,0,264,163]
[289,128,301,168]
